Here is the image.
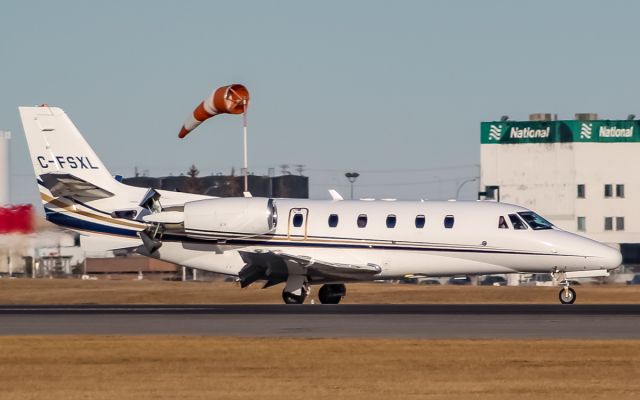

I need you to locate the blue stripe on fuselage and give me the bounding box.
[44,208,139,237]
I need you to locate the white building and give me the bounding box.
[480,114,640,264]
[0,227,85,277]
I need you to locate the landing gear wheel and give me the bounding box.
[318,284,346,305]
[282,290,307,305]
[559,287,576,304]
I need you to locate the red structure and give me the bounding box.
[0,204,34,234]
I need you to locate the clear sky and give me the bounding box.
[2,0,639,205]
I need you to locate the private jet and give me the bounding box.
[20,106,622,304]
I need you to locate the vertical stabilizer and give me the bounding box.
[19,106,119,194]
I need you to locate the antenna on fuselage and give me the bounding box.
[328,189,343,201]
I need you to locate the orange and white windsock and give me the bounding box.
[178,84,250,139]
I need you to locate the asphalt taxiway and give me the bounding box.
[0,304,638,338]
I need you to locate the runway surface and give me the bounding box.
[1,304,639,338]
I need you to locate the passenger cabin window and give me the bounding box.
[508,214,527,230]
[357,214,368,228]
[328,214,339,228]
[386,214,397,228]
[292,213,304,228]
[415,215,426,229]
[498,216,508,229]
[444,215,454,229]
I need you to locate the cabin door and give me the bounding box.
[288,208,309,241]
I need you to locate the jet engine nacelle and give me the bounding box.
[183,197,277,237]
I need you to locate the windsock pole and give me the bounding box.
[177,83,251,194]
[242,99,249,193]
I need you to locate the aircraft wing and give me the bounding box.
[238,250,381,288]
[39,172,114,199]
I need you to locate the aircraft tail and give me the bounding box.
[19,105,147,243]
[19,105,208,247]
[19,106,122,198]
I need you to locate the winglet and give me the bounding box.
[328,189,343,201]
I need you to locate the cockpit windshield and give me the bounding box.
[518,212,554,230]
[508,214,527,230]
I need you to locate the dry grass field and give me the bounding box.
[0,336,638,400]
[0,278,639,304]
[1,281,639,399]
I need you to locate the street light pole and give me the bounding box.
[345,172,360,200]
[455,177,479,200]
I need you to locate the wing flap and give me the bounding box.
[278,252,381,277]
[238,250,381,287]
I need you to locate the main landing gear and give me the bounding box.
[318,284,346,304]
[282,289,307,304]
[281,275,309,305]
[281,277,347,305]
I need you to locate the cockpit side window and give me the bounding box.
[508,214,528,230]
[518,211,554,230]
[498,216,508,229]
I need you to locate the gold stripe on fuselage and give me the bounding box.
[40,192,146,230]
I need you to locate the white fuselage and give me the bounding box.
[147,198,622,281]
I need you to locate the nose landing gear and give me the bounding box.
[553,268,610,304]
[559,285,577,304]
[553,270,577,305]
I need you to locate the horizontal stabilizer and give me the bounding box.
[40,172,114,199]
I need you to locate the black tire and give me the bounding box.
[559,287,576,304]
[282,291,306,305]
[318,284,346,305]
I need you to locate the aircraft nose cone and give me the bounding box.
[596,243,623,270]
